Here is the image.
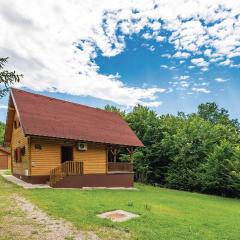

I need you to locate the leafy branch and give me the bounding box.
[0,57,23,98]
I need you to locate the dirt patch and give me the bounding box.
[13,195,99,240]
[97,210,139,222]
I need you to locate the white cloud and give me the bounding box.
[142,32,152,40]
[219,59,232,66]
[179,75,190,80]
[215,78,227,82]
[192,87,211,93]
[161,53,171,58]
[149,21,161,31]
[179,81,189,88]
[155,36,165,42]
[173,51,190,58]
[0,105,8,109]
[160,65,168,68]
[148,45,155,52]
[191,58,209,67]
[0,0,239,105]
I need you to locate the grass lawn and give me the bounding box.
[0,176,239,240]
[23,183,240,240]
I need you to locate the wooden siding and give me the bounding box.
[11,113,30,175]
[0,150,11,169]
[30,138,107,176]
[74,143,107,174]
[31,140,60,176]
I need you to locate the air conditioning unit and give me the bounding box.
[77,142,88,151]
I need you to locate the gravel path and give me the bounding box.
[13,195,99,240]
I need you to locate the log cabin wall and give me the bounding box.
[74,143,107,174]
[11,113,30,175]
[30,137,107,176]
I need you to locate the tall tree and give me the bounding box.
[197,102,239,129]
[104,104,126,118]
[0,121,5,145]
[0,57,22,97]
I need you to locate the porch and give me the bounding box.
[49,161,134,188]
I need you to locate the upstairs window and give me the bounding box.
[13,120,21,129]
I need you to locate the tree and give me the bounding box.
[197,102,239,129]
[0,57,22,97]
[200,140,240,197]
[0,121,5,145]
[123,103,240,197]
[104,104,126,118]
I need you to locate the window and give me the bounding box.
[14,120,21,129]
[14,149,17,161]
[21,146,25,156]
[35,144,42,150]
[14,147,23,163]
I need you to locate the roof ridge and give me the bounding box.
[11,88,121,116]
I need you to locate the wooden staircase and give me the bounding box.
[49,161,84,187]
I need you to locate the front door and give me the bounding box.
[61,146,73,163]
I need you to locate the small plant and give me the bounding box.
[64,237,74,240]
[144,203,151,211]
[127,201,134,207]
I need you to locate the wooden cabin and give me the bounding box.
[0,147,11,169]
[4,88,143,187]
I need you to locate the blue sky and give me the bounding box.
[0,0,240,122]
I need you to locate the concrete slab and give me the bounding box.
[82,187,138,190]
[97,210,139,222]
[2,175,51,189]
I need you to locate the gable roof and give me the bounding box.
[6,88,143,147]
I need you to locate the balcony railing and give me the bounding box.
[108,162,133,172]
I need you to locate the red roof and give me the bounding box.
[11,88,143,147]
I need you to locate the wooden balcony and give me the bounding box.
[108,162,133,172]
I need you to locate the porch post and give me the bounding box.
[127,147,134,163]
[110,146,119,163]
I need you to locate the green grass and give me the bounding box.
[2,169,12,175]
[0,175,239,240]
[21,183,240,240]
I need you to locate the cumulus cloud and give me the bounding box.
[160,65,168,68]
[192,87,211,93]
[179,75,190,80]
[215,78,227,82]
[0,105,8,109]
[219,59,232,66]
[191,58,209,68]
[0,0,239,105]
[155,36,165,42]
[173,52,190,58]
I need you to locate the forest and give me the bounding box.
[105,102,240,198]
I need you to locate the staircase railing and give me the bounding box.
[49,161,83,187]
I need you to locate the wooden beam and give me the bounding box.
[126,147,134,163]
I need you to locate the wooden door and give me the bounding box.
[0,155,8,169]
